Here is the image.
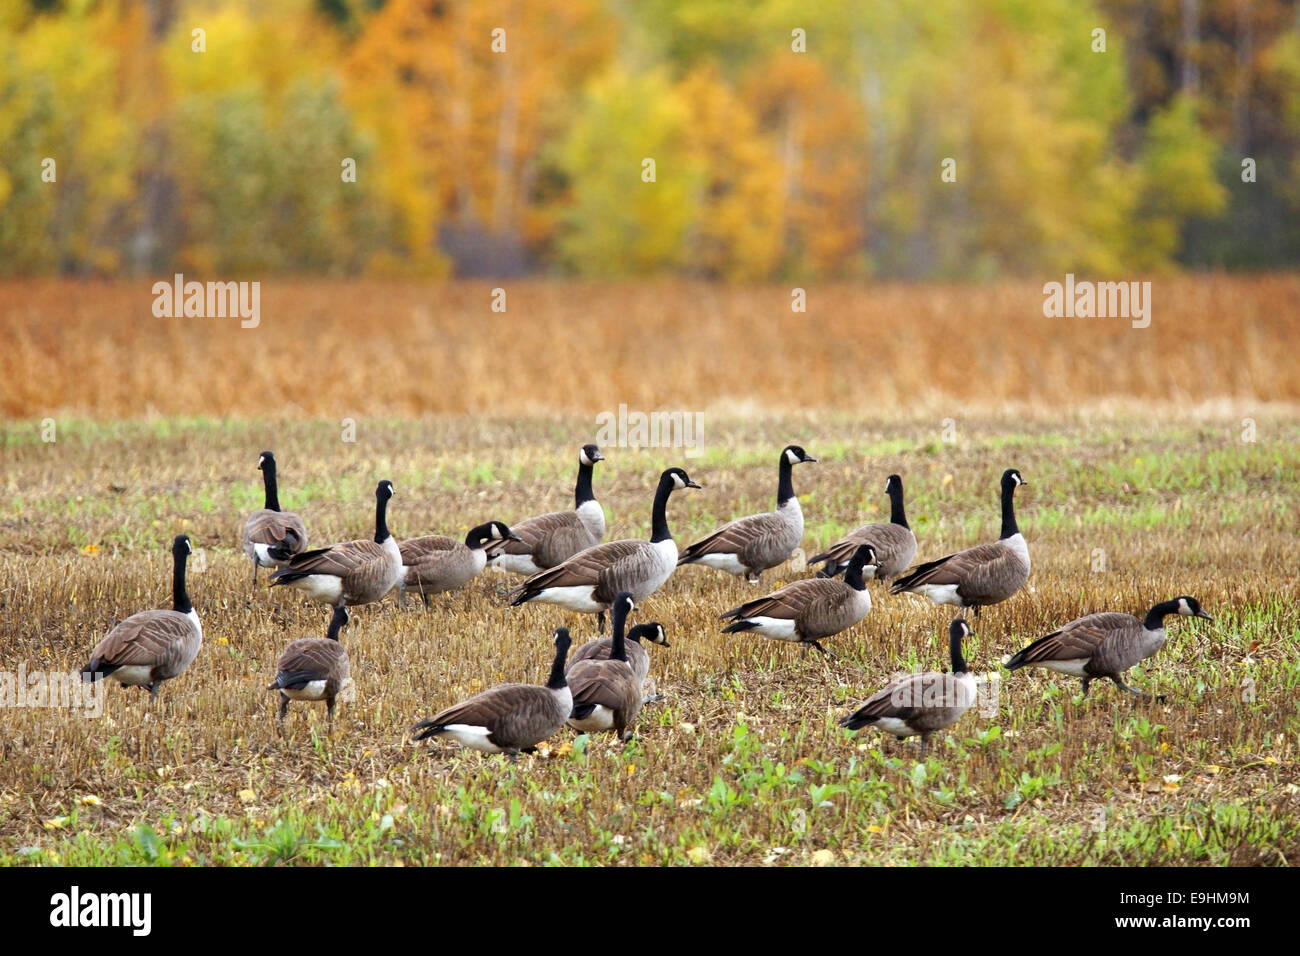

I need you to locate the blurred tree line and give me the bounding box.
[0,0,1296,279]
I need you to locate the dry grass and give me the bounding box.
[2,275,1299,419]
[1,412,1297,866]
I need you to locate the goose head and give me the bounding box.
[629,622,670,647]
[612,591,636,620]
[579,444,605,467]
[1001,468,1026,490]
[783,445,818,466]
[663,468,702,491]
[553,627,572,653]
[376,480,395,500]
[467,521,520,549]
[1175,596,1213,621]
[172,534,193,559]
[258,450,275,471]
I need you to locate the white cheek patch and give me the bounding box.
[786,449,799,465]
[671,474,685,489]
[1178,598,1190,615]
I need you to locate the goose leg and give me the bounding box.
[1080,677,1091,696]
[420,590,431,610]
[326,696,336,730]
[811,641,836,659]
[597,610,607,634]
[918,734,931,757]
[1110,675,1150,698]
[251,559,259,585]
[642,678,665,704]
[278,693,290,724]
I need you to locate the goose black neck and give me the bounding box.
[777,455,796,507]
[262,462,281,512]
[1144,600,1180,630]
[650,476,675,543]
[844,550,871,591]
[611,605,629,662]
[172,550,192,614]
[327,609,347,642]
[949,632,968,674]
[374,493,391,544]
[574,461,596,507]
[999,481,1019,539]
[546,642,569,690]
[889,482,909,529]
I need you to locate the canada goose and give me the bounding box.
[271,480,402,608]
[80,535,202,698]
[720,544,878,658]
[810,474,917,580]
[242,451,309,583]
[1004,596,1213,697]
[487,444,606,575]
[411,628,573,757]
[509,468,701,630]
[400,521,520,607]
[569,620,670,690]
[678,445,816,584]
[268,605,351,725]
[567,592,644,739]
[840,618,978,755]
[890,469,1029,617]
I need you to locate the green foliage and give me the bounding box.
[0,0,1295,277]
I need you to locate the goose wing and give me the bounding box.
[272,539,386,583]
[271,638,348,689]
[1006,612,1137,669]
[243,510,308,552]
[488,510,588,567]
[568,659,638,711]
[842,672,973,727]
[511,539,650,599]
[891,540,1025,602]
[679,511,789,566]
[399,536,458,561]
[811,523,914,572]
[843,673,930,725]
[415,684,564,744]
[722,578,836,622]
[85,610,199,674]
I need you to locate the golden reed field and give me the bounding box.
[0,278,1297,866]
[2,274,1299,419]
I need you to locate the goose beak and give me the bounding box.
[507,532,523,542]
[804,455,818,464]
[686,479,702,489]
[1196,609,1213,621]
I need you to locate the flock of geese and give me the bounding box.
[79,446,1213,759]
